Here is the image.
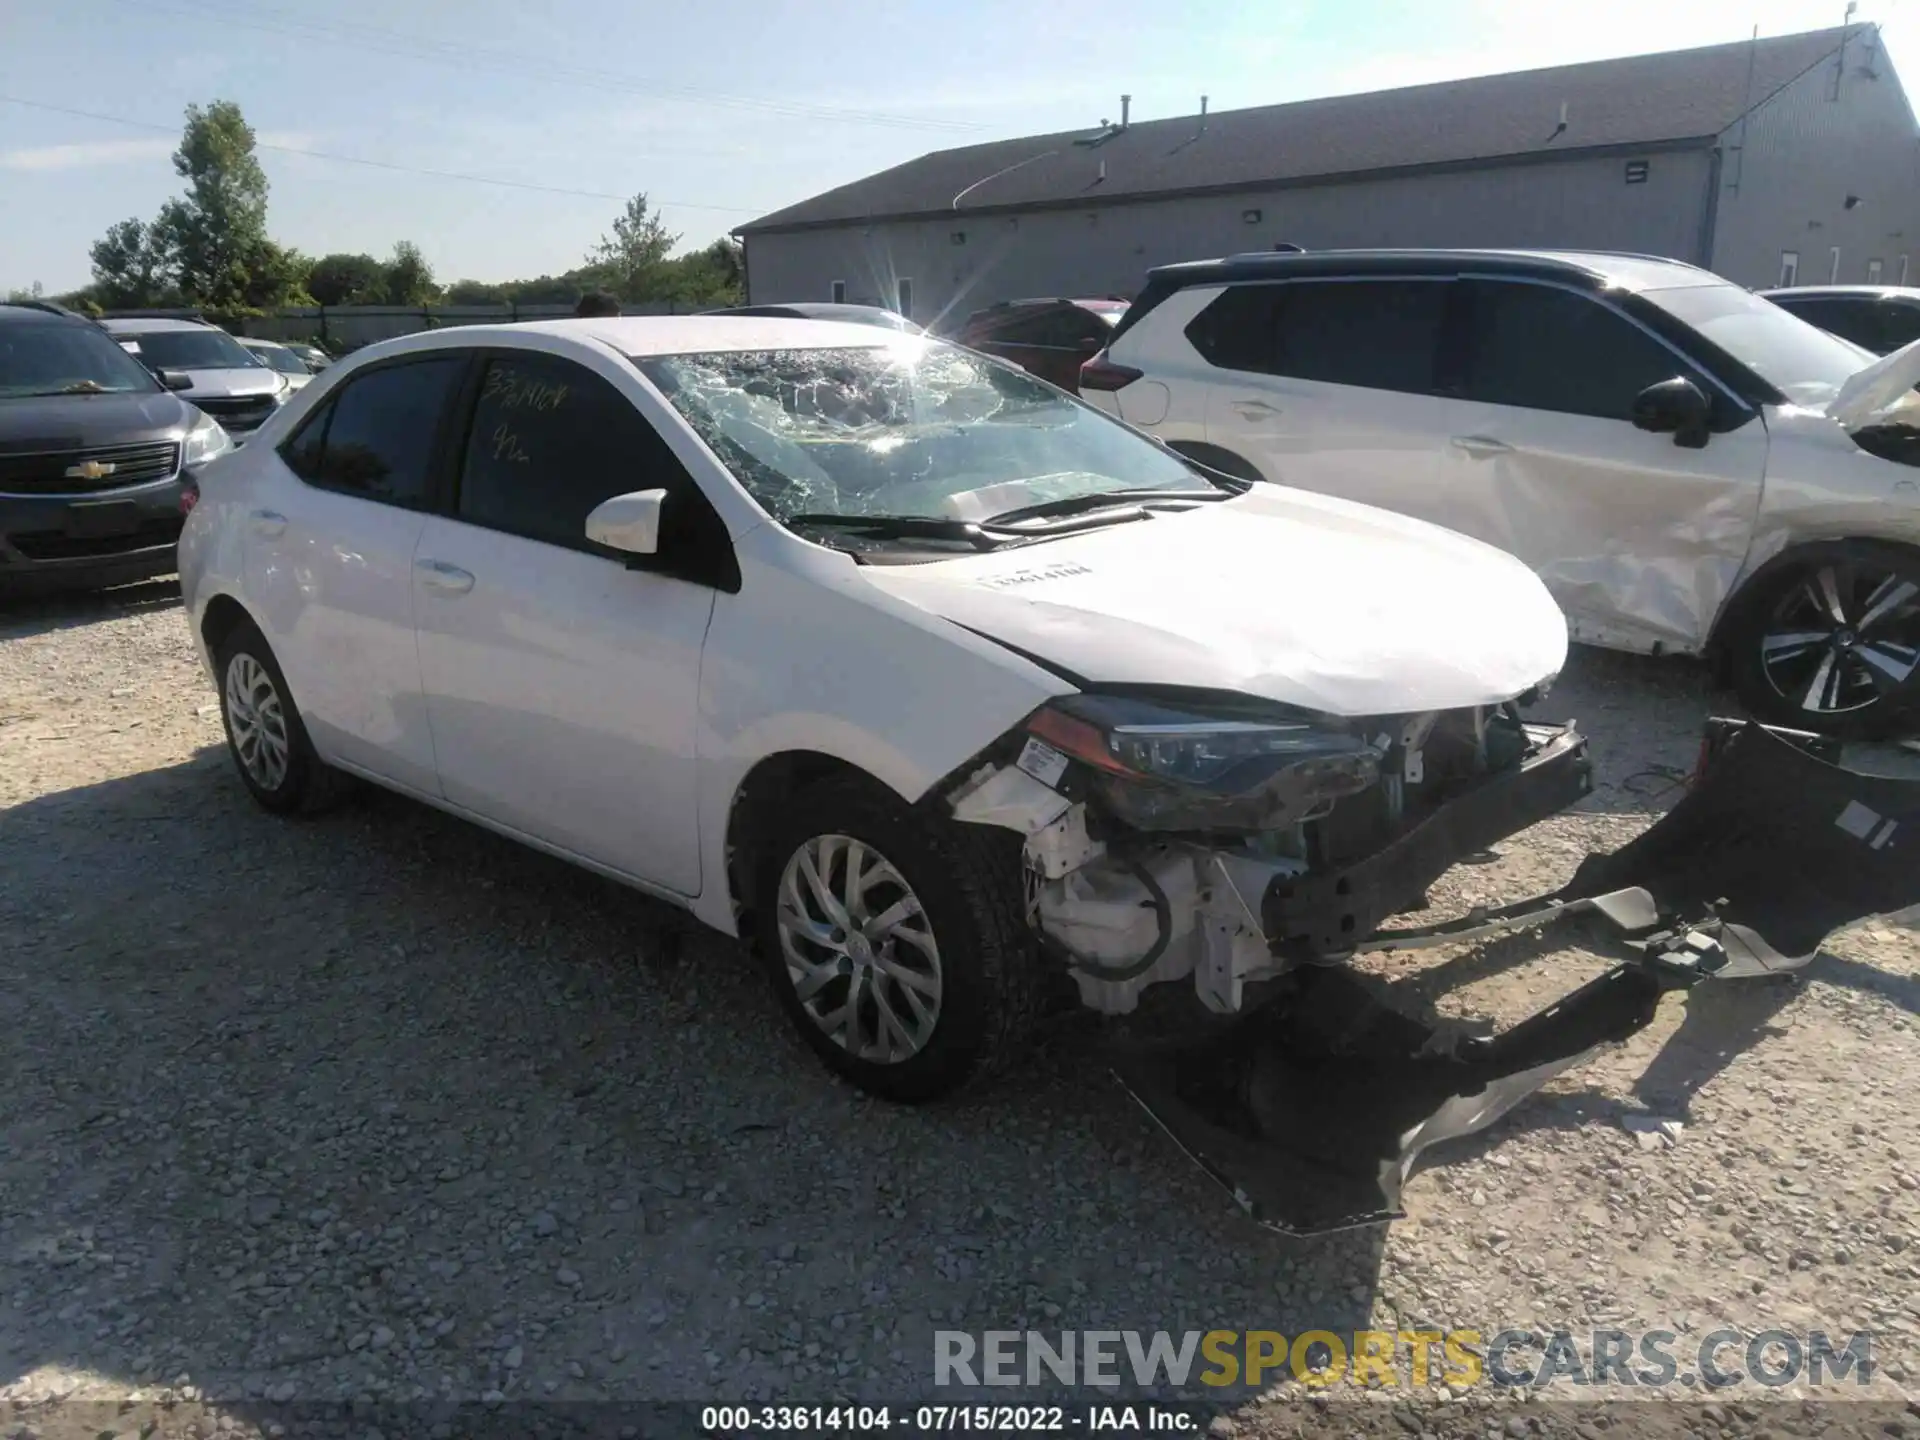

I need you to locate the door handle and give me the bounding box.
[415,559,475,595]
[249,508,287,539]
[1231,399,1279,419]
[1450,435,1514,457]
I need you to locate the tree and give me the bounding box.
[151,101,272,309]
[241,240,313,309]
[307,252,384,306]
[443,278,507,305]
[5,282,45,303]
[87,218,173,309]
[379,241,438,305]
[585,193,677,299]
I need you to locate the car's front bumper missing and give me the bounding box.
[1112,720,1920,1233]
[1262,724,1592,961]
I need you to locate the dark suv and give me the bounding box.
[0,302,233,595]
[947,298,1129,392]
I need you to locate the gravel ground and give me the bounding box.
[1,579,1917,1440]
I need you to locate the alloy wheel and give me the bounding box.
[1758,562,1920,718]
[224,652,291,791]
[775,833,943,1064]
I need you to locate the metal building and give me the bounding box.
[736,26,1920,326]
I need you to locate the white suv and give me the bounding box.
[1081,250,1920,739]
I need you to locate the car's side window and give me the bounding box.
[1186,280,1449,395]
[991,309,1101,350]
[278,356,464,506]
[454,351,737,589]
[1877,302,1920,353]
[1460,281,1696,422]
[1780,297,1884,352]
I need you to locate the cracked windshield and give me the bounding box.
[639,342,1213,533]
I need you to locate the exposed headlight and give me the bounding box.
[182,411,234,468]
[1024,694,1383,832]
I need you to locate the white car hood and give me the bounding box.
[1827,333,1920,430]
[858,485,1570,717]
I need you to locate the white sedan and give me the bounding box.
[177,317,1582,1105]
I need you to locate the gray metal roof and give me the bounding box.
[740,26,1870,235]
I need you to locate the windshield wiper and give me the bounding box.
[782,513,1008,551]
[985,487,1233,527]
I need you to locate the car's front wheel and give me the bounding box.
[750,775,1040,1102]
[214,617,348,814]
[1726,541,1920,740]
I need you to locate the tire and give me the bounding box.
[749,774,1041,1103]
[1724,540,1920,741]
[213,617,349,814]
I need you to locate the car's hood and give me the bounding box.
[0,389,195,450]
[172,368,281,398]
[857,485,1570,717]
[1827,333,1920,429]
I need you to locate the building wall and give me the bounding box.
[1710,33,1920,288]
[743,150,1714,324]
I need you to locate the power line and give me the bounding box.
[102,0,981,136]
[0,95,766,213]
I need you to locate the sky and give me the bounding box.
[1,0,1913,296]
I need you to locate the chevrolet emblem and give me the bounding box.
[64,459,117,481]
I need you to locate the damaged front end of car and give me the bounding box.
[945,698,1920,1235]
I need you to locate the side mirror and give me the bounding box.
[1631,376,1712,449]
[584,488,667,558]
[159,370,193,391]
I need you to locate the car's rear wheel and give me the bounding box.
[750,775,1040,1102]
[214,618,348,814]
[1727,541,1920,740]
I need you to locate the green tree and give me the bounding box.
[307,252,384,306]
[87,218,173,309]
[585,193,677,299]
[379,241,438,305]
[443,278,508,305]
[151,101,272,309]
[241,240,313,309]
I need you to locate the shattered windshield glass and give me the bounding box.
[635,341,1211,526]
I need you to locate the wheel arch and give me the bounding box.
[721,750,901,943]
[1708,534,1920,658]
[1162,439,1267,485]
[199,591,256,662]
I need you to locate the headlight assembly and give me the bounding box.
[182,411,234,469]
[1024,693,1383,833]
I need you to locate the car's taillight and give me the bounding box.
[179,477,200,516]
[1078,351,1143,392]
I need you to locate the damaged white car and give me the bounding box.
[178,318,1920,1232]
[1081,249,1920,739]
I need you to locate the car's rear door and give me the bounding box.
[1194,277,1454,509]
[247,353,466,794]
[410,342,728,896]
[1433,277,1770,653]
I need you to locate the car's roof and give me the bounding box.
[1143,247,1719,294]
[0,301,96,326]
[99,317,219,334]
[239,336,292,348]
[367,315,917,360]
[1759,285,1920,300]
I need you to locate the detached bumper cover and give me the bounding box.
[1116,721,1920,1234]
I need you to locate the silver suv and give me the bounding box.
[101,318,290,442]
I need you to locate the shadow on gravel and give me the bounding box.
[0,757,1390,1422]
[0,576,182,639]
